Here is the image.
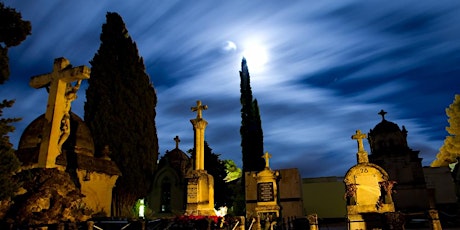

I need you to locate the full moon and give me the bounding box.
[242,44,268,72]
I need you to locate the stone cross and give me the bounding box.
[29,57,90,168]
[352,130,369,163]
[352,130,366,153]
[174,135,180,149]
[262,152,272,169]
[378,109,387,120]
[190,100,208,170]
[191,100,208,119]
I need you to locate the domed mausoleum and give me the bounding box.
[367,110,429,213]
[15,112,121,216]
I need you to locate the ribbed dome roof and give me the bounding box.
[17,112,95,164]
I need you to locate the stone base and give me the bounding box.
[348,214,366,230]
[185,170,215,216]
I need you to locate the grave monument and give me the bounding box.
[9,58,120,224]
[250,152,281,229]
[185,100,215,216]
[344,130,396,230]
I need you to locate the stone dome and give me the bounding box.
[371,119,401,134]
[16,112,95,165]
[368,110,409,155]
[160,148,190,176]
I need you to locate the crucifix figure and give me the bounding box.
[191,100,208,119]
[174,135,181,149]
[262,152,272,169]
[29,57,90,168]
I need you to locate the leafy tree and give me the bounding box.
[432,94,460,167]
[0,2,31,83]
[0,3,30,201]
[84,12,159,216]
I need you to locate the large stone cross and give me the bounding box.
[191,100,208,119]
[262,152,272,169]
[29,57,90,168]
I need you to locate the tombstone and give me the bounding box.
[344,130,396,230]
[247,152,281,229]
[29,57,90,169]
[185,101,215,216]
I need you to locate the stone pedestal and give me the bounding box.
[185,170,215,216]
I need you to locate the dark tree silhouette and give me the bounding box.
[238,58,265,216]
[0,2,30,200]
[240,58,265,173]
[84,12,159,216]
[0,2,31,83]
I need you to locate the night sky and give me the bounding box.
[2,1,460,178]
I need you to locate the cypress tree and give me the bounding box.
[0,3,30,201]
[84,12,159,216]
[240,58,265,173]
[238,58,265,215]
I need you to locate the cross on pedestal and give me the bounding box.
[29,57,90,168]
[351,130,366,153]
[190,100,208,171]
[191,100,208,119]
[262,152,272,169]
[174,135,180,149]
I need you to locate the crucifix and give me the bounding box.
[174,135,180,149]
[190,100,208,170]
[29,57,90,168]
[262,152,272,169]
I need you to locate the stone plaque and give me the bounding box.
[257,182,274,202]
[188,183,198,202]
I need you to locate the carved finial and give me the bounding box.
[262,152,272,169]
[352,130,366,153]
[174,136,180,149]
[191,100,208,119]
[378,109,387,121]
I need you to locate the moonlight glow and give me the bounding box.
[242,43,268,72]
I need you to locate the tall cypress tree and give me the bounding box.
[84,12,159,216]
[240,58,265,173]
